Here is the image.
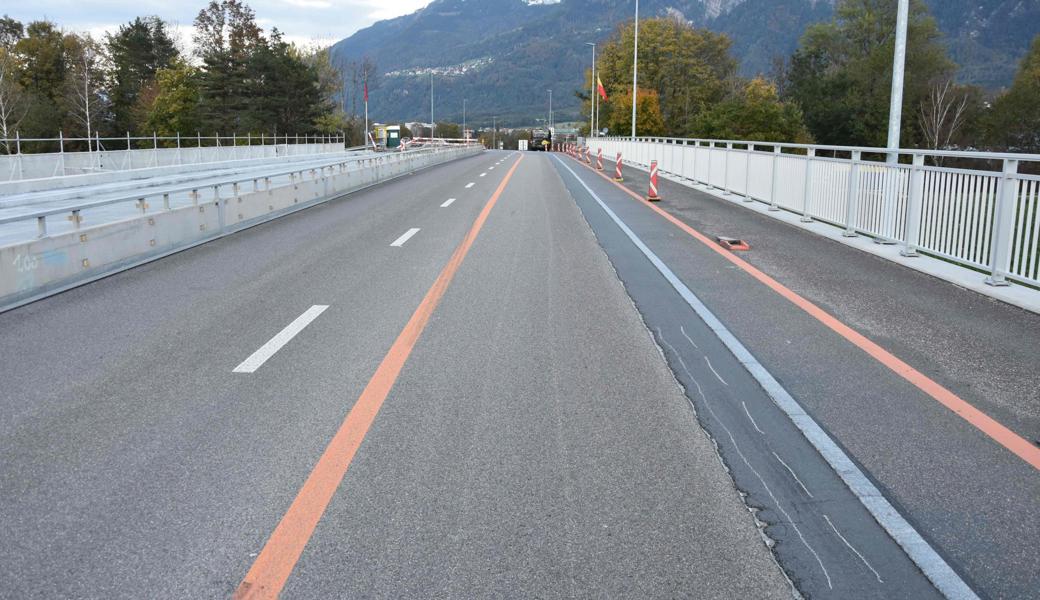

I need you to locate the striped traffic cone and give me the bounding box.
[614,152,624,182]
[596,148,604,170]
[647,160,661,201]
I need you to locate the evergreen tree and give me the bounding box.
[244,29,323,135]
[13,21,66,140]
[986,35,1040,153]
[786,0,954,147]
[193,0,262,133]
[106,16,178,134]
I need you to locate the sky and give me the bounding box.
[3,0,431,50]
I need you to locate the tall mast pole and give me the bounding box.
[631,0,639,139]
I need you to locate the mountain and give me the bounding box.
[330,0,1038,126]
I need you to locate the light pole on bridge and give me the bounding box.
[631,0,639,139]
[886,0,909,163]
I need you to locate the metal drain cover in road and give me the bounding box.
[716,236,750,251]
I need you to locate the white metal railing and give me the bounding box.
[0,145,471,243]
[589,137,1040,289]
[0,132,346,182]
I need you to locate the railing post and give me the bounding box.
[801,148,815,222]
[900,153,925,256]
[126,132,132,170]
[768,145,781,211]
[742,143,753,202]
[59,130,66,176]
[691,140,699,184]
[153,132,158,167]
[985,159,1019,286]
[843,150,862,237]
[876,153,900,244]
[723,142,732,195]
[706,142,714,188]
[37,216,46,238]
[15,131,23,180]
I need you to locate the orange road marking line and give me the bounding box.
[233,155,525,600]
[572,155,1040,472]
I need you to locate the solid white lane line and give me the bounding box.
[233,305,329,373]
[390,228,421,247]
[441,198,456,208]
[465,182,475,188]
[552,155,978,600]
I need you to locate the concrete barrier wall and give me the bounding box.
[0,145,481,311]
[0,143,342,182]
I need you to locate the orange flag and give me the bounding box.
[597,77,608,101]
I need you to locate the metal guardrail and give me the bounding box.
[0,133,349,182]
[590,136,1040,289]
[0,142,484,312]
[1,132,345,152]
[0,146,461,240]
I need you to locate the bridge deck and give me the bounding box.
[0,150,1036,598]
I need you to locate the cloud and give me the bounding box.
[3,0,431,47]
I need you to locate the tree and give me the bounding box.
[107,16,179,134]
[786,0,954,147]
[985,35,1040,153]
[0,16,23,48]
[692,77,812,142]
[142,60,201,137]
[62,33,109,145]
[435,121,460,138]
[601,87,665,137]
[13,21,66,139]
[0,18,26,151]
[917,79,982,157]
[193,0,263,132]
[594,18,736,135]
[244,29,324,134]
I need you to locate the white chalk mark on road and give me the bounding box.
[704,355,728,385]
[773,451,814,498]
[680,324,699,349]
[742,401,765,434]
[391,228,421,247]
[233,305,329,373]
[824,515,884,584]
[441,198,456,208]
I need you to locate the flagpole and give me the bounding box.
[631,0,639,139]
[585,42,595,138]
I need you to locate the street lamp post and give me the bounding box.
[463,98,467,141]
[430,72,434,139]
[492,116,497,149]
[547,89,553,132]
[585,42,596,138]
[886,0,909,163]
[631,0,639,139]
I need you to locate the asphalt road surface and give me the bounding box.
[1,149,1037,598]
